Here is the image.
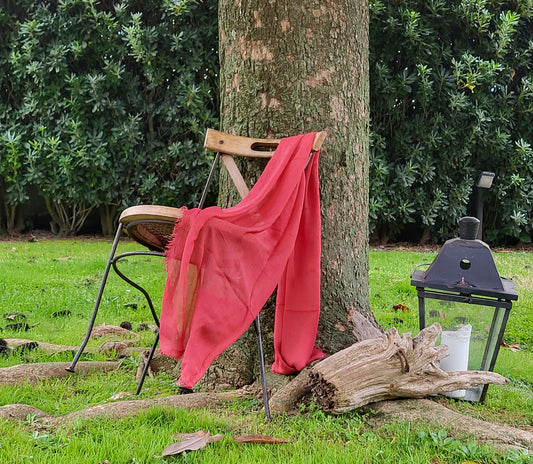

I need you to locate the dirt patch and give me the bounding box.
[371,241,533,253]
[0,230,109,242]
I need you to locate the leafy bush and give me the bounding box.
[3,0,532,244]
[0,0,218,235]
[369,0,533,244]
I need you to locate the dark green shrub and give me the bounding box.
[370,0,533,244]
[0,0,218,235]
[0,2,28,233]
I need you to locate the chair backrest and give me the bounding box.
[204,129,326,200]
[119,129,325,252]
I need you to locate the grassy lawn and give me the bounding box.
[0,238,531,463]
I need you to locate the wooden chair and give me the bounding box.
[67,129,326,419]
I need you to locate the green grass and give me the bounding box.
[0,239,165,347]
[0,239,532,463]
[1,403,531,464]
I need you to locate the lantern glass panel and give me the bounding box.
[421,296,510,402]
[424,300,496,371]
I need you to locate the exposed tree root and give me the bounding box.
[0,404,51,421]
[0,361,119,385]
[4,338,146,357]
[366,398,533,452]
[4,338,84,354]
[0,377,530,453]
[0,388,259,425]
[269,367,313,415]
[1,326,530,454]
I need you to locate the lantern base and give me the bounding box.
[462,385,485,402]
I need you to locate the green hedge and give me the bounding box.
[1,1,532,243]
[0,0,218,235]
[369,0,533,244]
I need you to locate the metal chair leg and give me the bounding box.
[112,251,164,326]
[135,330,160,395]
[253,315,271,420]
[66,223,124,372]
[68,225,164,397]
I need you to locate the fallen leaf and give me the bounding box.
[173,431,222,444]
[5,322,39,331]
[159,430,222,457]
[233,434,290,444]
[501,340,520,352]
[393,304,410,312]
[4,313,27,321]
[110,391,132,400]
[119,321,132,330]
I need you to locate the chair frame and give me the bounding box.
[67,129,326,420]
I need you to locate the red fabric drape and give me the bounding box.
[160,132,325,389]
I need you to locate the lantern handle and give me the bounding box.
[413,263,432,271]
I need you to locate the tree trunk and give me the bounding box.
[99,204,119,237]
[5,203,24,235]
[214,0,371,387]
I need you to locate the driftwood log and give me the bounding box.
[310,323,507,414]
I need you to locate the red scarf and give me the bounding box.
[160,132,325,388]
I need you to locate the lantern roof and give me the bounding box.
[411,217,518,301]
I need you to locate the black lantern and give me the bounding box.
[411,217,518,402]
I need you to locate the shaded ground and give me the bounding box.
[4,230,533,253]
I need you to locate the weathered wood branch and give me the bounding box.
[351,310,384,341]
[269,366,313,415]
[310,323,507,414]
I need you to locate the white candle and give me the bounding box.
[440,324,472,398]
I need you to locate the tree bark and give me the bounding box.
[214,0,371,387]
[99,204,119,237]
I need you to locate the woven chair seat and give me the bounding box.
[119,205,185,252]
